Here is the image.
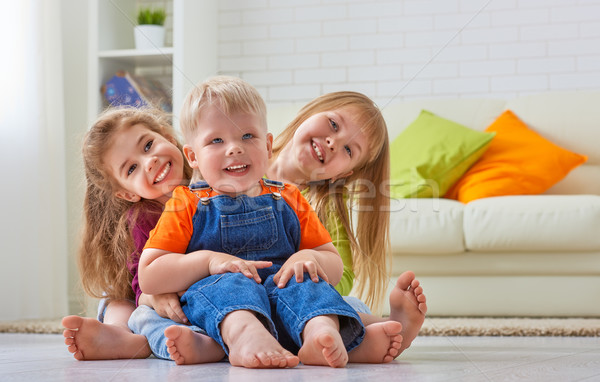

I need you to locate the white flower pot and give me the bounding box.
[134,25,165,50]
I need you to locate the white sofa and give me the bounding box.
[268,91,600,317]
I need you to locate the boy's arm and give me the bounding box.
[138,248,215,294]
[272,242,343,288]
[139,248,273,294]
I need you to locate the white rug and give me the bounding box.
[420,317,600,336]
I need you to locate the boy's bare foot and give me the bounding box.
[164,325,225,365]
[221,310,299,369]
[348,321,402,363]
[62,315,151,360]
[389,271,427,354]
[298,315,347,368]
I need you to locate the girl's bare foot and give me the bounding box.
[348,321,402,363]
[298,315,347,368]
[164,325,225,365]
[221,310,299,369]
[389,271,427,354]
[61,315,151,360]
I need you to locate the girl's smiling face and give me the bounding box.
[104,123,185,204]
[291,105,369,182]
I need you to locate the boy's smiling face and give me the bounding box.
[184,104,272,197]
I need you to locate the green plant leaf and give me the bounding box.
[137,7,166,26]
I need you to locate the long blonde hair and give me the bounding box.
[79,107,192,301]
[272,91,391,312]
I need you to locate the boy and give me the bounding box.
[138,76,400,368]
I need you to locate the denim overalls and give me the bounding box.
[179,179,364,354]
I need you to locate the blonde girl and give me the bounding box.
[62,107,223,363]
[267,91,427,353]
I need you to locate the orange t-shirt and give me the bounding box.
[145,181,332,255]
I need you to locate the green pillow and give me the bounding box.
[389,110,495,198]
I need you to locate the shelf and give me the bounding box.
[98,48,174,66]
[90,0,217,129]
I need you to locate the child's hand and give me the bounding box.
[209,253,272,283]
[273,251,329,288]
[147,293,189,324]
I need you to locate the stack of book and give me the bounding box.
[101,71,172,112]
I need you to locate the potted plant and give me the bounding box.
[134,7,167,50]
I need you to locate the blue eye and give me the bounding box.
[329,119,338,131]
[212,138,223,144]
[344,145,352,157]
[127,164,137,176]
[242,133,253,140]
[144,140,153,152]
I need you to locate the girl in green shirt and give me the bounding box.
[267,91,427,356]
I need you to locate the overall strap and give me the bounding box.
[189,180,211,190]
[262,178,284,200]
[189,179,286,206]
[189,181,212,205]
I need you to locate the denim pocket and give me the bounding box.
[220,207,278,254]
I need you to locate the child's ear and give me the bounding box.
[183,144,198,168]
[115,190,141,202]
[266,133,273,159]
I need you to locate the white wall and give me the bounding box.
[217,0,600,107]
[61,0,89,316]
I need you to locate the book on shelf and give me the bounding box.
[101,71,172,112]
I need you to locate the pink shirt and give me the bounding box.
[127,204,163,305]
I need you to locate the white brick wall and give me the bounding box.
[217,0,600,106]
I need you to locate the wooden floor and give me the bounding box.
[1,333,599,381]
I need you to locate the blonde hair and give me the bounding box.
[180,75,267,142]
[272,91,391,312]
[79,107,192,301]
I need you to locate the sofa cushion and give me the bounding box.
[464,195,600,251]
[445,110,587,203]
[504,91,600,164]
[389,110,495,199]
[390,198,465,254]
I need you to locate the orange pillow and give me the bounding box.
[444,110,587,203]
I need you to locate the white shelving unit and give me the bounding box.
[88,0,217,130]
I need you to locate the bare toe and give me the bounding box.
[61,315,150,360]
[299,327,347,368]
[164,325,224,365]
[389,271,427,355]
[348,321,402,364]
